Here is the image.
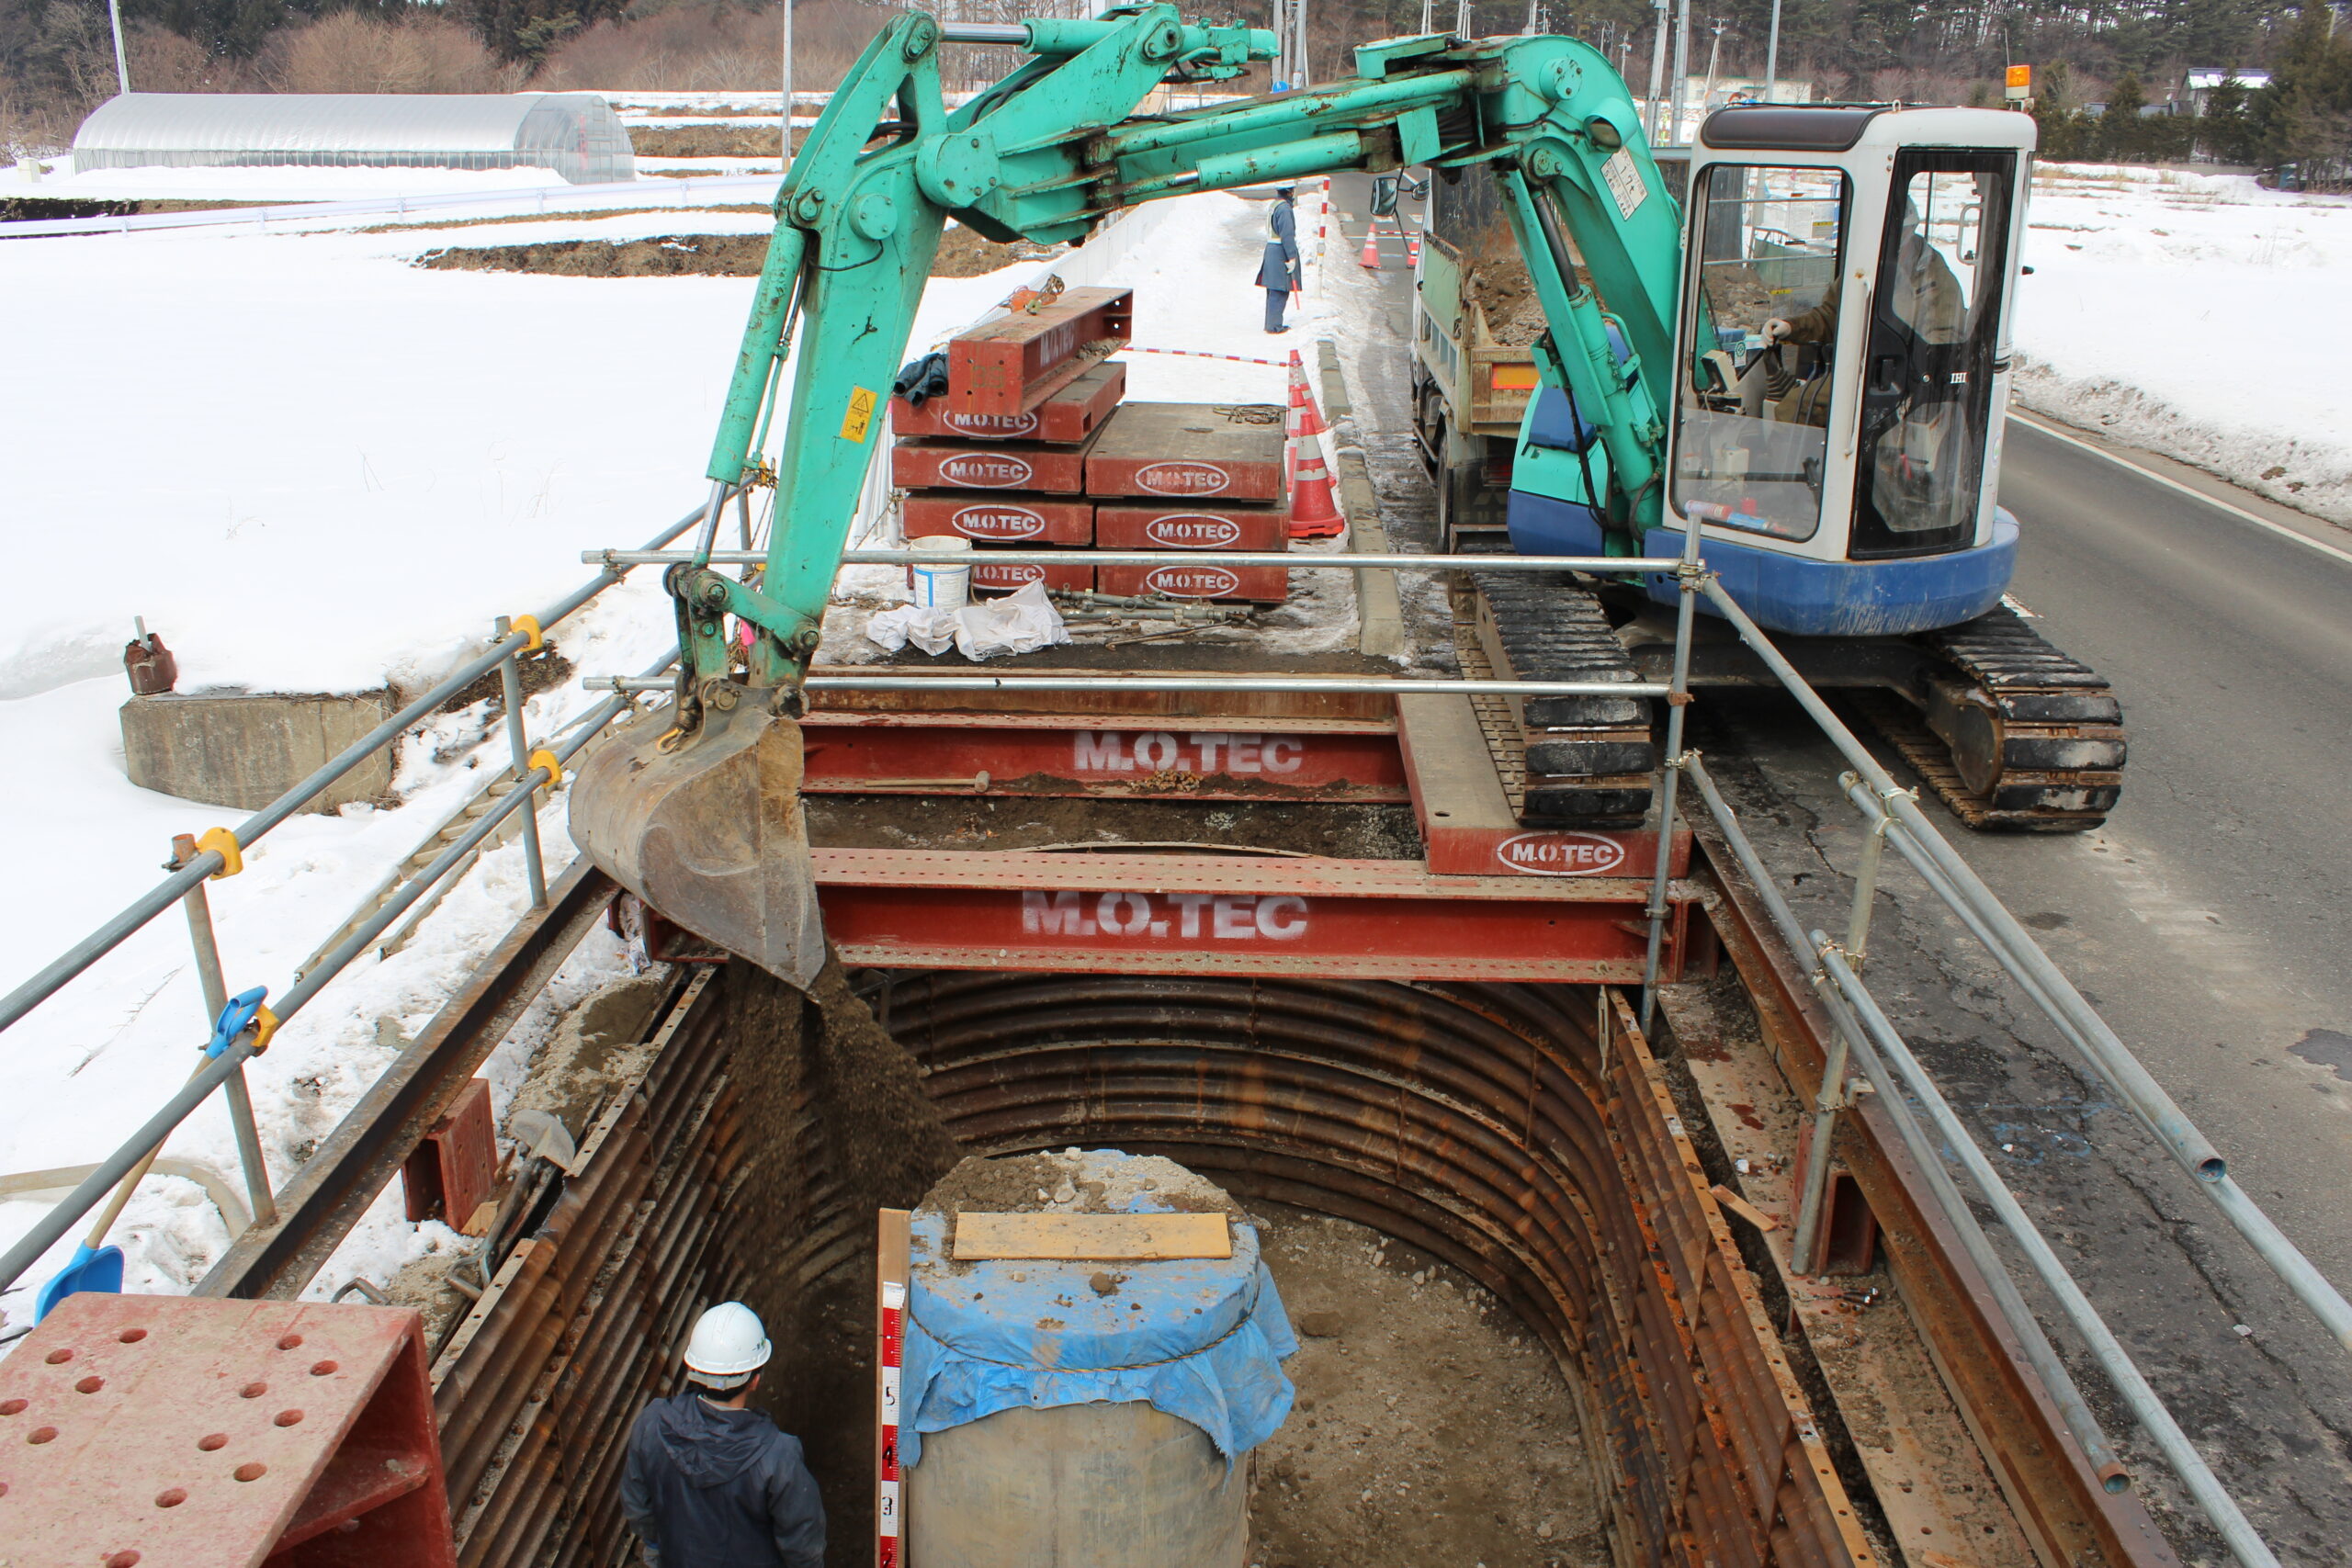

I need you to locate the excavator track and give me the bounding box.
[1858,606,2127,832]
[1459,572,1655,828]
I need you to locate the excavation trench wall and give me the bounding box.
[426,964,1875,1568]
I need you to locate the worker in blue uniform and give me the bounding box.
[1259,185,1302,333]
[622,1303,826,1568]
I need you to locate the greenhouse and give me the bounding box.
[72,93,637,184]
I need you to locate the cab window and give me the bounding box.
[1671,164,1849,542]
[1849,151,2016,558]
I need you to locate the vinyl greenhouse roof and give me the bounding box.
[73,93,636,184]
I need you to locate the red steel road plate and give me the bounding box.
[903,489,1095,545]
[1097,561,1289,603]
[1084,401,1288,502]
[1095,502,1290,552]
[948,287,1134,418]
[0,1294,445,1568]
[1422,826,1691,880]
[973,558,1096,594]
[799,721,1408,800]
[811,849,1680,981]
[892,434,1096,495]
[893,361,1126,444]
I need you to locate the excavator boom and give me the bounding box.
[569,8,1691,980]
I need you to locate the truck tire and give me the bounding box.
[1438,453,1511,555]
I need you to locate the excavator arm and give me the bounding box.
[572,6,1690,983]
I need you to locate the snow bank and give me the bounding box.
[38,164,578,203]
[2015,163,2352,525]
[0,186,1298,1331]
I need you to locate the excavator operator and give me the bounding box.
[1762,198,1965,350]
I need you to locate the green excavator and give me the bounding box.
[571,6,2122,984]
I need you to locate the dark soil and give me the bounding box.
[1464,232,1549,348]
[807,795,1424,862]
[0,195,276,222]
[630,123,805,159]
[922,1150,1242,1220]
[1246,1201,1607,1568]
[413,222,1058,279]
[723,958,964,1568]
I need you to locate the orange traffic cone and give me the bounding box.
[1285,349,1328,442]
[1406,226,1421,265]
[1289,445,1345,538]
[1359,221,1382,270]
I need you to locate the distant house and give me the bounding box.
[72,94,636,185]
[2180,70,2270,117]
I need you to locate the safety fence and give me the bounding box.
[4,503,2346,1567]
[0,494,728,1330]
[583,528,2343,1568]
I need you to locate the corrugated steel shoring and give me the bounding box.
[430,967,1871,1568]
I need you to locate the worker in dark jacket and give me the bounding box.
[622,1303,826,1568]
[1259,186,1302,333]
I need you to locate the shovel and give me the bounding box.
[569,694,826,988]
[34,987,269,1320]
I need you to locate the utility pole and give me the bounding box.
[1645,0,1670,142]
[106,0,130,96]
[1668,0,1691,144]
[1700,17,1725,113]
[1420,0,1433,36]
[1524,0,1541,35]
[1295,0,1310,86]
[780,0,793,172]
[1272,0,1287,85]
[1456,0,1471,39]
[1763,0,1781,104]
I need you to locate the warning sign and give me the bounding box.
[2005,63,2032,99]
[1601,147,1646,221]
[841,385,880,443]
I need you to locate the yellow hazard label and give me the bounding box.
[841,386,880,443]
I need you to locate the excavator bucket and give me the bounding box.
[568,698,827,989]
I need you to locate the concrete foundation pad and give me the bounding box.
[121,690,394,812]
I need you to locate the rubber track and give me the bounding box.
[1875,606,2127,832]
[1466,571,1654,827]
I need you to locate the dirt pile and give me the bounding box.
[413,222,1058,279]
[1247,1202,1606,1568]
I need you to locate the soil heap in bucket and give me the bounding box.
[900,1149,1298,1567]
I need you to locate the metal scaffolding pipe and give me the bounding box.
[1818,944,2281,1568]
[1697,576,2352,1355]
[0,499,718,1040]
[591,547,1673,573]
[1676,756,2129,1491]
[585,674,1672,698]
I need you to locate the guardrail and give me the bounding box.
[6,486,2342,1566]
[0,492,729,1331]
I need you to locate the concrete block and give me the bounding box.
[121,691,395,813]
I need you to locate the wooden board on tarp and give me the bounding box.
[951,1211,1232,1261]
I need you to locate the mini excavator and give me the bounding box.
[570,6,2125,985]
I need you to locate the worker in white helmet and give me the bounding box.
[620,1303,826,1567]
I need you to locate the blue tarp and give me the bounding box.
[899,1172,1297,1471]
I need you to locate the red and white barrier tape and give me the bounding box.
[1119,345,1287,367]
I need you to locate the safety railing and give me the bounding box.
[0,494,729,1329]
[590,530,2344,1568]
[1644,558,2337,1568]
[7,499,2342,1568]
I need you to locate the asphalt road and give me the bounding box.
[1319,179,2352,1562]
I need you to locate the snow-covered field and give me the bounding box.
[2016,163,2352,525]
[0,181,1322,1331]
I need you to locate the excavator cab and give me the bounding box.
[1655,106,2036,635]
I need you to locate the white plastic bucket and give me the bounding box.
[911,535,972,610]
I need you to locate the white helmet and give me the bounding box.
[683,1302,772,1389]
